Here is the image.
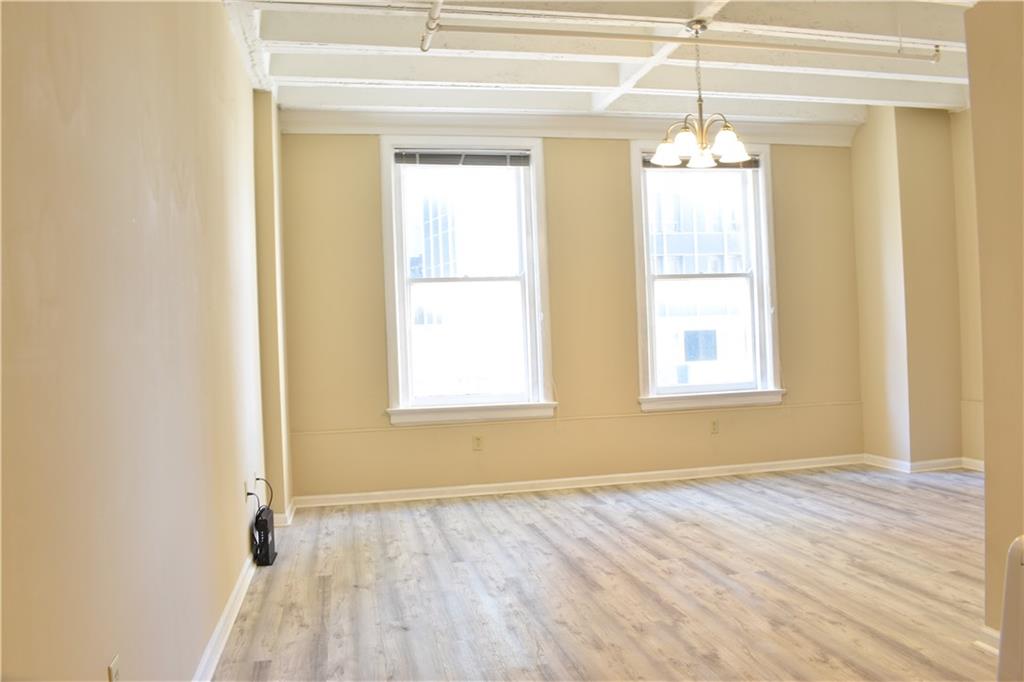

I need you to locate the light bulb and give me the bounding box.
[673,129,700,157]
[686,148,717,169]
[651,141,682,167]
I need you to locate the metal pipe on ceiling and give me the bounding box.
[430,23,942,63]
[419,0,445,52]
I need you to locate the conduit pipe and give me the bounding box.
[420,0,445,52]
[428,22,942,63]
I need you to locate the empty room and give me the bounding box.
[2,0,1023,680]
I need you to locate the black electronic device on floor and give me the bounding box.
[247,478,278,567]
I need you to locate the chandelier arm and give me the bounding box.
[701,112,730,138]
[665,116,698,140]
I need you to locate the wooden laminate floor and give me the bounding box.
[215,466,994,681]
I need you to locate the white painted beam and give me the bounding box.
[606,94,865,124]
[276,85,595,113]
[267,51,967,109]
[256,9,967,82]
[278,108,860,147]
[269,53,621,89]
[243,0,968,50]
[258,10,653,62]
[591,25,695,113]
[275,84,866,124]
[637,63,968,108]
[231,1,970,124]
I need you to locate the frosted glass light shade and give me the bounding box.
[710,127,739,156]
[719,140,751,164]
[651,141,682,167]
[686,148,716,169]
[673,129,700,157]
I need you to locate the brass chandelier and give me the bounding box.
[651,19,751,168]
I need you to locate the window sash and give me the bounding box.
[403,277,533,406]
[650,272,760,395]
[388,143,546,409]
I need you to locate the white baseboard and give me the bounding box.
[193,557,256,682]
[862,454,913,472]
[293,453,985,510]
[911,457,967,473]
[293,454,866,509]
[863,454,984,473]
[962,457,985,472]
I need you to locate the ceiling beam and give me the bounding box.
[227,0,972,123]
[591,0,731,112]
[256,12,968,85]
[275,85,868,125]
[241,0,968,49]
[590,25,698,113]
[270,53,621,89]
[268,53,968,109]
[278,109,860,147]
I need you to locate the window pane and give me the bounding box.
[652,277,755,390]
[409,280,528,401]
[644,169,752,275]
[400,164,524,279]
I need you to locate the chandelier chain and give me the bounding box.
[694,37,703,100]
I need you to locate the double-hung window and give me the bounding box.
[632,142,782,411]
[381,138,554,425]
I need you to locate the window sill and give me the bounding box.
[388,402,558,426]
[639,388,785,413]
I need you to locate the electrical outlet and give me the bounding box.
[711,418,720,435]
[107,654,120,682]
[472,435,484,452]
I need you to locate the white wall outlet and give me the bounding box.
[107,654,120,682]
[472,435,484,452]
[711,418,720,435]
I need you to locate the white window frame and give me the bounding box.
[380,136,555,426]
[630,140,784,412]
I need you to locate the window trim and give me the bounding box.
[380,136,555,426]
[630,140,783,412]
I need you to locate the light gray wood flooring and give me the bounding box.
[215,465,993,681]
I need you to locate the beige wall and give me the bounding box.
[949,110,984,462]
[895,108,962,462]
[965,0,1024,628]
[2,3,263,678]
[281,136,863,496]
[851,107,963,464]
[851,107,912,461]
[254,91,293,516]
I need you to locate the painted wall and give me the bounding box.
[894,108,962,462]
[964,0,1024,628]
[851,107,912,461]
[851,106,963,465]
[281,135,863,496]
[2,3,263,678]
[254,91,293,516]
[949,110,984,462]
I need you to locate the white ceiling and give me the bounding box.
[225,0,972,136]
